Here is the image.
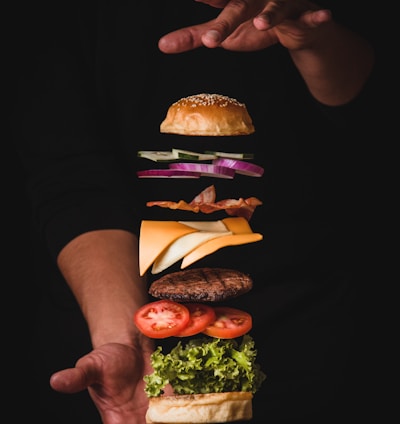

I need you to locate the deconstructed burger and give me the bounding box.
[135,94,265,423]
[134,267,266,424]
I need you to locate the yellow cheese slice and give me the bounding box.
[139,221,197,276]
[181,217,263,268]
[139,217,263,275]
[151,230,232,274]
[181,233,262,269]
[221,216,255,233]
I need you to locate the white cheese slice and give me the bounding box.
[151,229,231,274]
[178,220,228,232]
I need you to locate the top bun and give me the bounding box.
[160,93,255,136]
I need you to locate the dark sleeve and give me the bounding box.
[12,2,140,261]
[311,0,386,132]
[314,56,382,132]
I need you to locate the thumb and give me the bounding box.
[50,367,91,393]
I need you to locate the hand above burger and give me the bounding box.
[158,0,332,53]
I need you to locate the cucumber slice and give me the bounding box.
[172,148,217,161]
[204,151,254,160]
[137,151,177,162]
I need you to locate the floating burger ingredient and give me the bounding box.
[146,184,262,221]
[133,268,266,423]
[160,93,255,136]
[148,267,253,302]
[139,217,263,275]
[136,94,265,423]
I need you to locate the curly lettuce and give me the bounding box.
[144,335,267,397]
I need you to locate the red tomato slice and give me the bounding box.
[202,306,252,339]
[134,300,190,338]
[175,303,216,337]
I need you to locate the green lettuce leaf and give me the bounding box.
[144,335,267,397]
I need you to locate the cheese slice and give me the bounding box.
[151,230,231,274]
[181,218,263,268]
[139,221,197,275]
[222,217,254,233]
[178,220,228,232]
[139,217,263,275]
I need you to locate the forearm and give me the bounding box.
[289,21,375,106]
[57,229,149,349]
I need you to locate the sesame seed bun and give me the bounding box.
[160,93,255,136]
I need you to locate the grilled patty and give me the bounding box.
[148,267,253,302]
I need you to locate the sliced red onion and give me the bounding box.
[169,163,235,179]
[212,158,264,177]
[137,169,200,178]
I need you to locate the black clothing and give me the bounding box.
[10,1,384,423]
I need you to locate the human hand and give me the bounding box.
[158,0,332,53]
[50,342,154,424]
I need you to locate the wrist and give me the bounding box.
[89,313,139,348]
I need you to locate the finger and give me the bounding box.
[253,0,294,29]
[201,0,265,48]
[50,367,90,393]
[253,0,321,30]
[158,24,209,54]
[219,20,277,51]
[158,0,237,53]
[300,9,332,27]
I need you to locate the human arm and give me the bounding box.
[50,230,154,423]
[158,0,375,106]
[12,4,155,423]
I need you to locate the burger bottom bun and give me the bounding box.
[145,392,253,423]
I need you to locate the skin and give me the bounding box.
[48,1,376,423]
[159,0,375,105]
[50,230,155,423]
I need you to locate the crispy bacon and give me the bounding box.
[191,184,216,204]
[146,185,262,221]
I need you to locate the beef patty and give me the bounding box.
[148,267,253,302]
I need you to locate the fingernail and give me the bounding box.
[203,30,221,44]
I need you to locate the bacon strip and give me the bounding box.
[190,184,216,204]
[146,185,262,221]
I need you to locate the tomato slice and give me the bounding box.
[202,306,252,339]
[134,300,190,338]
[175,303,216,337]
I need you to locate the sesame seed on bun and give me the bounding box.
[160,93,255,136]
